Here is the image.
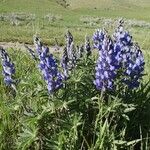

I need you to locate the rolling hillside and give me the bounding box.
[0,0,150,45]
[67,0,150,9]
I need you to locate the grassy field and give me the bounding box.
[0,0,150,47]
[0,0,150,149]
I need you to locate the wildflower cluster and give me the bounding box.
[61,31,92,79]
[93,24,145,91]
[114,24,145,88]
[0,46,15,87]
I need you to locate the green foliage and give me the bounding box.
[0,1,150,149]
[0,48,150,149]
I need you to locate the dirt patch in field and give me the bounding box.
[0,42,63,52]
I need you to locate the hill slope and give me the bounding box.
[0,0,150,45]
[67,0,150,9]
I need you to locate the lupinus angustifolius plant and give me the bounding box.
[122,44,145,88]
[65,30,73,59]
[65,30,73,50]
[0,46,16,90]
[93,28,106,50]
[61,31,92,81]
[34,35,43,55]
[61,47,69,79]
[38,46,63,93]
[25,36,64,93]
[24,36,42,61]
[93,23,145,92]
[24,44,38,60]
[113,23,145,88]
[85,35,91,57]
[93,33,117,91]
[76,36,91,59]
[62,30,77,73]
[68,42,77,69]
[76,44,84,60]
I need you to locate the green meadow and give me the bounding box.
[0,0,150,46]
[0,0,150,149]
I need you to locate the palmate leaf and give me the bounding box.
[17,123,39,149]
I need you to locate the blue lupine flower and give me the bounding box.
[79,45,84,58]
[114,25,145,89]
[93,29,106,50]
[76,45,80,60]
[123,44,145,88]
[38,46,63,93]
[0,47,15,86]
[113,26,132,46]
[93,35,117,91]
[93,24,145,91]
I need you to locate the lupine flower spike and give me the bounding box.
[93,33,117,91]
[65,30,73,51]
[64,30,77,70]
[76,44,84,60]
[24,44,38,61]
[61,47,69,79]
[0,46,16,91]
[123,43,145,88]
[68,42,77,70]
[38,46,63,93]
[85,35,91,57]
[65,30,73,59]
[33,35,43,55]
[113,22,145,88]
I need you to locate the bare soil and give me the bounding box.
[0,42,63,52]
